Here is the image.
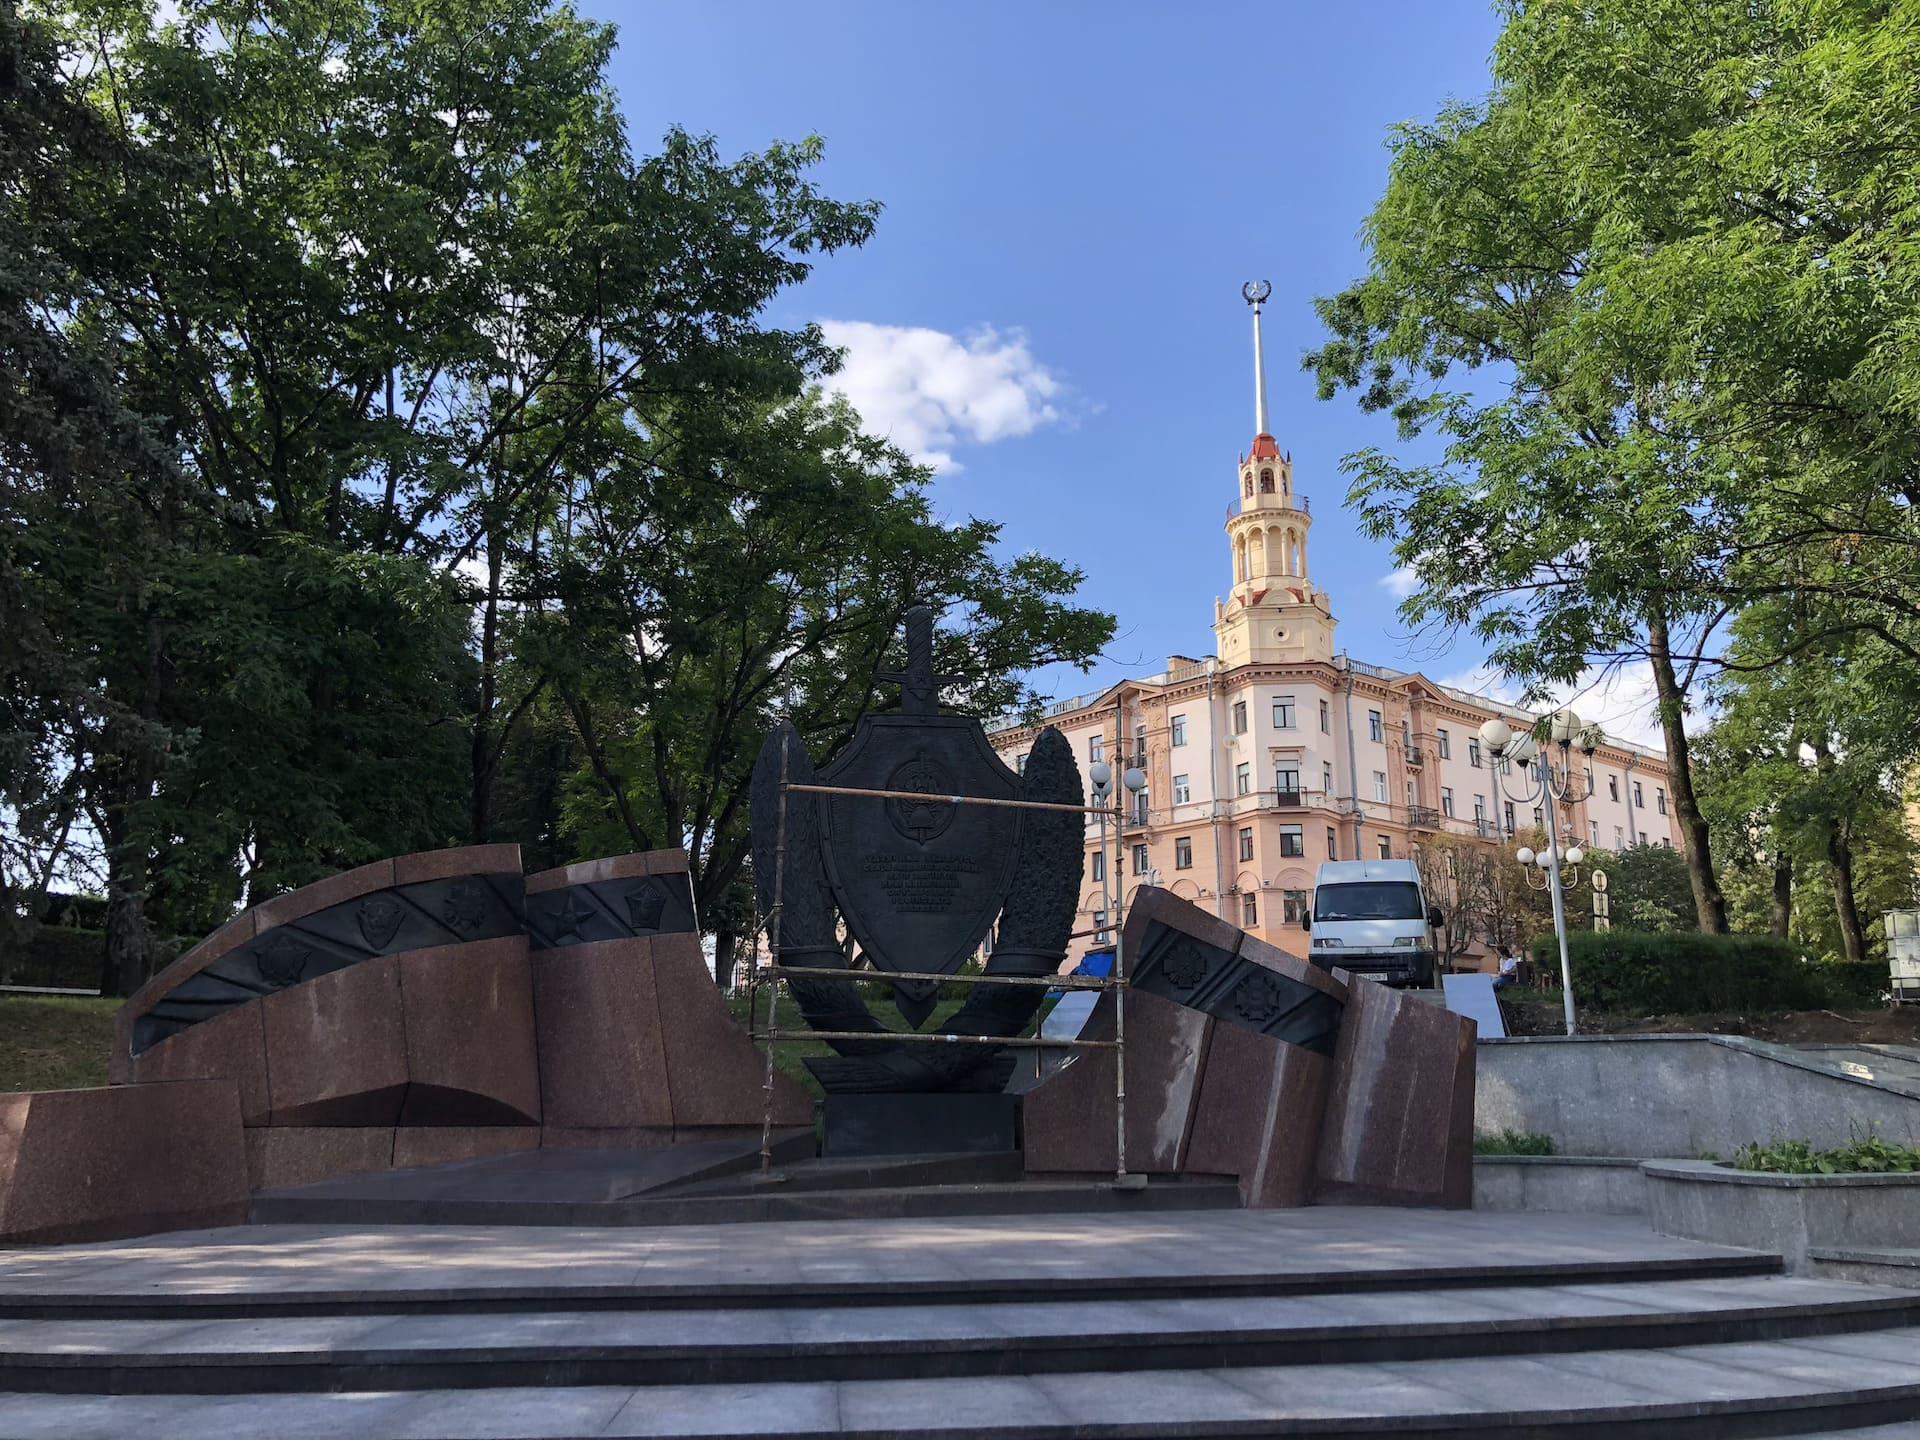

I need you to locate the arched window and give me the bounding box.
[1244,474,1254,497]
[1259,469,1275,493]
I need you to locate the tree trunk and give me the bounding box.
[1645,609,1728,933]
[1829,825,1867,963]
[470,534,503,844]
[1769,849,1793,939]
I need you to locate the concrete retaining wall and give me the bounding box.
[1473,1156,1647,1215]
[1644,1159,1920,1273]
[1478,1036,1920,1158]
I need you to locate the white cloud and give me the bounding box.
[818,320,1064,473]
[1379,565,1421,600]
[1435,660,1675,753]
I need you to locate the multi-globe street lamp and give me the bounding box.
[1086,758,1149,956]
[1477,707,1601,1036]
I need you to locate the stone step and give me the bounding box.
[245,1174,1246,1230]
[4,1327,1920,1436]
[0,1275,1909,1394]
[0,1246,1781,1322]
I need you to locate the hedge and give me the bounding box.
[1531,929,1829,1015]
[1,925,104,990]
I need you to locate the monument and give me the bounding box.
[1,605,1477,1244]
[749,605,1084,1152]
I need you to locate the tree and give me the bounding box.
[10,0,1113,990]
[1310,0,1920,939]
[1599,844,1695,935]
[1700,597,1920,962]
[537,388,1111,969]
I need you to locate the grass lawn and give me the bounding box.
[0,996,118,1093]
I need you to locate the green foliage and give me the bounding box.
[4,1,1112,993]
[1734,1136,1920,1176]
[1600,845,1697,934]
[1474,1129,1556,1157]
[0,925,102,989]
[1541,929,1827,1015]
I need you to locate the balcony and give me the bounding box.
[1408,805,1444,830]
[1405,747,1426,768]
[1273,790,1304,809]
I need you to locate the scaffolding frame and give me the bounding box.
[748,765,1135,1185]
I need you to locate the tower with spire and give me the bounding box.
[1214,281,1337,667]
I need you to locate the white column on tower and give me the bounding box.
[1243,279,1273,436]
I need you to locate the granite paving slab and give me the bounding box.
[0,1210,1777,1315]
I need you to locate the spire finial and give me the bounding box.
[1242,280,1272,438]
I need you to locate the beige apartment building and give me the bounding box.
[988,299,1685,970]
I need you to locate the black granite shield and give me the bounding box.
[816,715,1022,1026]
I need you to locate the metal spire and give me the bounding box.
[1242,280,1272,436]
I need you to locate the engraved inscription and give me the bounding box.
[862,851,983,915]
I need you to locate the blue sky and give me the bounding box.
[596,3,1573,717]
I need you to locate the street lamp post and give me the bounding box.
[1478,708,1600,1036]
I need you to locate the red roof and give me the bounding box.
[1250,433,1281,460]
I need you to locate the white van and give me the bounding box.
[1300,858,1441,988]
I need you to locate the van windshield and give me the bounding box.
[1314,881,1424,922]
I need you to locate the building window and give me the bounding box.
[1661,835,1672,849]
[1319,699,1331,733]
[1614,825,1624,848]
[1235,762,1251,795]
[1583,765,1594,792]
[1402,719,1413,749]
[1608,774,1619,801]
[1590,819,1600,846]
[1504,800,1516,836]
[1131,843,1149,876]
[1655,786,1668,816]
[1133,722,1147,767]
[1468,738,1482,768]
[1326,826,1338,860]
[1373,771,1388,803]
[1273,697,1296,729]
[1015,752,1028,775]
[1244,474,1254,497]
[1242,893,1258,927]
[1239,827,1254,862]
[1282,889,1308,924]
[1377,834,1392,860]
[1132,789,1149,824]
[1170,714,1187,747]
[1232,700,1248,735]
[1322,761,1333,793]
[1632,780,1644,808]
[1090,734,1104,764]
[1275,765,1300,798]
[1532,806,1543,828]
[1259,468,1275,493]
[1173,773,1191,804]
[1368,709,1383,743]
[1091,851,1105,882]
[1639,830,1649,846]
[1441,787,1454,817]
[1280,824,1304,857]
[1094,910,1110,943]
[1175,836,1193,870]
[1437,728,1451,759]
